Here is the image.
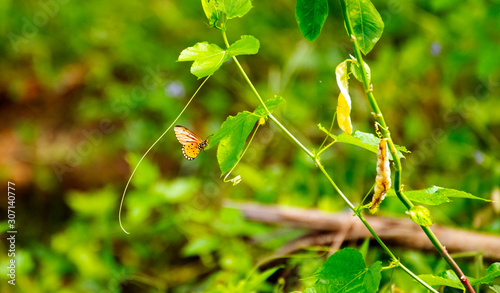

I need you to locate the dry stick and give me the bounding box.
[225,200,500,261]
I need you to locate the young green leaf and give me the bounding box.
[305,248,382,293]
[346,0,384,55]
[224,0,253,19]
[253,96,285,117]
[208,97,284,174]
[418,271,464,290]
[470,263,500,286]
[407,205,434,227]
[350,60,371,84]
[296,0,329,41]
[227,35,260,57]
[318,126,409,159]
[385,188,451,206]
[201,0,222,27]
[490,285,500,293]
[403,186,490,205]
[178,42,227,78]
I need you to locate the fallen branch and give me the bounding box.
[224,200,500,261]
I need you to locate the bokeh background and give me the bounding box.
[1,0,499,292]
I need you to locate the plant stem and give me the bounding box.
[222,30,438,293]
[339,0,475,291]
[222,32,315,159]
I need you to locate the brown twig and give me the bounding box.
[225,200,500,261]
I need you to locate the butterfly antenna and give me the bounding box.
[119,75,211,234]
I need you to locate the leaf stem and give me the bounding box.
[222,31,315,159]
[339,0,474,291]
[223,29,437,292]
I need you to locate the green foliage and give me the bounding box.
[178,35,259,78]
[226,35,260,56]
[345,0,384,54]
[407,205,434,227]
[178,42,227,78]
[201,0,253,29]
[350,61,371,85]
[295,0,329,41]
[208,96,284,173]
[318,127,409,159]
[223,0,253,19]
[386,186,490,206]
[304,248,382,293]
[419,263,500,289]
[3,0,500,291]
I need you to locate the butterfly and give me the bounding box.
[174,125,209,160]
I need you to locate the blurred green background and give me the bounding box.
[1,0,499,292]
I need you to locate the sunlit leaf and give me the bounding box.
[351,60,371,84]
[201,0,222,26]
[253,96,285,117]
[386,189,450,205]
[418,271,464,290]
[296,0,329,41]
[346,0,384,54]
[407,205,434,227]
[335,59,352,107]
[208,97,284,173]
[404,186,490,205]
[470,263,500,286]
[490,285,500,293]
[227,35,260,57]
[318,126,408,159]
[337,92,353,135]
[224,0,253,19]
[178,42,227,78]
[305,248,382,293]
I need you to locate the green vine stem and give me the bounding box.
[221,31,438,292]
[339,0,474,291]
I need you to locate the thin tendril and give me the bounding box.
[119,76,211,234]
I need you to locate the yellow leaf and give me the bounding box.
[337,92,352,135]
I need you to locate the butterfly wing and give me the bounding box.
[174,125,208,160]
[174,125,204,145]
[182,143,201,160]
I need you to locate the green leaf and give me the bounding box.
[350,60,371,84]
[201,0,222,26]
[224,0,253,19]
[490,285,500,293]
[418,271,464,290]
[178,42,227,78]
[407,205,434,227]
[419,264,500,290]
[213,111,257,173]
[306,248,382,293]
[335,60,352,108]
[208,97,284,174]
[296,0,329,41]
[470,263,500,286]
[402,186,490,206]
[227,35,260,57]
[318,127,409,159]
[386,188,450,206]
[254,96,285,117]
[346,0,384,54]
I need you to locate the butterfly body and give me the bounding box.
[174,125,208,160]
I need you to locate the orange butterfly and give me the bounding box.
[174,125,209,160]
